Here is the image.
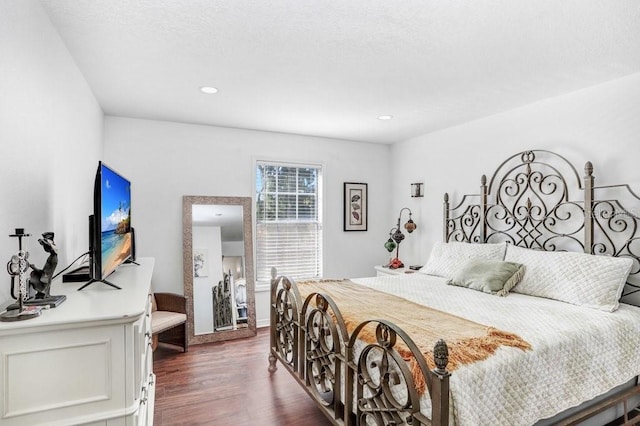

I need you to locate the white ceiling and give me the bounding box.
[192,204,244,241]
[40,0,640,144]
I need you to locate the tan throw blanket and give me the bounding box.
[298,279,531,394]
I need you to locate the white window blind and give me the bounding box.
[256,161,322,282]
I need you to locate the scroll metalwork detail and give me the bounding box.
[357,346,410,425]
[486,152,585,251]
[305,294,340,406]
[446,195,482,243]
[592,199,640,298]
[273,280,297,366]
[445,151,586,252]
[352,322,426,426]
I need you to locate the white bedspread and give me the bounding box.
[351,273,640,426]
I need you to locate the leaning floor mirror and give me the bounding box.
[183,196,257,344]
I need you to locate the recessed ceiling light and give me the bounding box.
[377,115,393,120]
[200,86,218,94]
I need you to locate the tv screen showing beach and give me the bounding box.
[100,164,132,277]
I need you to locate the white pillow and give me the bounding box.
[505,244,633,312]
[419,241,507,279]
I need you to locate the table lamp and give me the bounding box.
[384,207,416,269]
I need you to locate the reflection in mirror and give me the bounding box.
[183,196,256,344]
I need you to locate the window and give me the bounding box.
[255,161,322,282]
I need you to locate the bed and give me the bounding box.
[268,150,640,425]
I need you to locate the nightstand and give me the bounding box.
[375,265,408,277]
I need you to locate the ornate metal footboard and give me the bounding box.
[268,269,451,426]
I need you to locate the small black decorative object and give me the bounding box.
[411,182,424,198]
[24,232,66,308]
[28,232,65,307]
[29,232,57,297]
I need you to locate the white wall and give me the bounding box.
[192,226,222,335]
[0,0,103,307]
[222,241,244,259]
[390,73,640,266]
[104,116,391,326]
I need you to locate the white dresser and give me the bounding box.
[0,257,155,426]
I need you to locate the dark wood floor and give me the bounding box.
[153,328,331,425]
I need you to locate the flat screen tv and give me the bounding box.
[80,162,133,290]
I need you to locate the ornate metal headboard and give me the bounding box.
[444,150,640,303]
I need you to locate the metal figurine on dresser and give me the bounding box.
[26,231,66,307]
[1,229,41,321]
[1,229,67,321]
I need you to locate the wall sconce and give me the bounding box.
[411,183,424,198]
[383,207,417,269]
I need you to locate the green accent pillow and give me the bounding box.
[447,260,525,296]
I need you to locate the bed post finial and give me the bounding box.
[433,339,449,374]
[585,161,593,177]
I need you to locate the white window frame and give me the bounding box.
[254,160,323,286]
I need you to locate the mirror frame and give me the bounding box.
[183,195,257,344]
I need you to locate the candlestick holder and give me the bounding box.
[1,229,43,322]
